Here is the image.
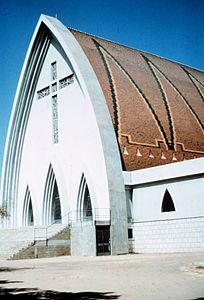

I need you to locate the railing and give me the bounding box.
[34,226,48,242]
[33,209,70,243]
[67,208,110,225]
[33,208,111,243]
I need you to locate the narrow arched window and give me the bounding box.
[23,187,34,226]
[51,181,62,224]
[28,200,34,225]
[43,164,62,225]
[83,184,93,220]
[78,174,93,221]
[161,189,175,212]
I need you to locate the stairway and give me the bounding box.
[0,224,70,260]
[0,227,34,259]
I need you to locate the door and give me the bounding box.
[96,226,111,255]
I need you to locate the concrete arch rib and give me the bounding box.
[1,15,128,254]
[1,22,51,227]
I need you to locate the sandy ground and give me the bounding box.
[0,253,204,299]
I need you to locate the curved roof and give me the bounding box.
[70,29,204,171]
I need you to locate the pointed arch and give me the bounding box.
[23,186,34,226]
[161,189,175,212]
[43,164,62,224]
[77,174,93,221]
[1,16,127,253]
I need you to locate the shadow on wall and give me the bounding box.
[0,286,120,300]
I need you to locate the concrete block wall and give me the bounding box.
[71,222,96,256]
[132,216,204,253]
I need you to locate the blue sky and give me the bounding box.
[1,0,204,175]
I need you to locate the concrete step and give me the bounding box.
[0,224,70,260]
[12,240,71,260]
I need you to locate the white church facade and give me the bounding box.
[1,15,204,256]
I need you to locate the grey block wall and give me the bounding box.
[132,216,204,253]
[71,222,96,256]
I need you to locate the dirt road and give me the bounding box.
[0,253,204,299]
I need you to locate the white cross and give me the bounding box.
[36,61,74,144]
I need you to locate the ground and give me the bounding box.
[0,253,204,299]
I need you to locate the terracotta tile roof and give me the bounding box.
[70,28,204,171]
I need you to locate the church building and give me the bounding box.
[1,15,204,256]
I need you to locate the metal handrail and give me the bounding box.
[33,208,111,242]
[33,210,68,242]
[33,226,47,242]
[67,208,111,225]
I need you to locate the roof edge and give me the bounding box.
[68,26,204,73]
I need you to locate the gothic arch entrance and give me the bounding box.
[43,165,62,225]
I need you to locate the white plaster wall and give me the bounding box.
[124,158,204,253]
[131,177,204,252]
[17,39,110,226]
[124,158,204,222]
[132,177,204,221]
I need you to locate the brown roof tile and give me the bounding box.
[70,28,204,171]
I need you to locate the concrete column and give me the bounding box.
[71,221,96,256]
[110,190,128,255]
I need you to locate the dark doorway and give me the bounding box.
[96,226,111,256]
